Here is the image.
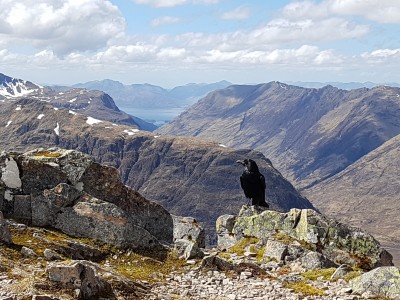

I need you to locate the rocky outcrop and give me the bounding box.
[350,266,400,298]
[0,148,174,250]
[217,205,393,270]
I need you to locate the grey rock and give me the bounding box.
[0,211,11,244]
[300,251,337,270]
[21,246,37,257]
[216,214,237,250]
[47,260,113,299]
[54,194,160,249]
[350,266,400,298]
[173,215,205,248]
[263,239,288,262]
[175,239,205,260]
[43,249,62,261]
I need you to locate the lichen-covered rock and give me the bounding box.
[0,211,11,244]
[175,239,205,260]
[0,148,174,250]
[350,266,400,298]
[229,205,393,270]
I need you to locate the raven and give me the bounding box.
[236,159,269,207]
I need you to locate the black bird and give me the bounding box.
[236,159,269,207]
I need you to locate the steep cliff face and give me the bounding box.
[0,98,314,243]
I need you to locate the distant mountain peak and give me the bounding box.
[0,73,41,98]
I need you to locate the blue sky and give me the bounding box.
[1,0,399,87]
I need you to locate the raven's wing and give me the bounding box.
[240,173,252,198]
[260,174,266,190]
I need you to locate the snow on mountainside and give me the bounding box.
[0,73,42,98]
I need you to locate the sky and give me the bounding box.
[0,0,400,87]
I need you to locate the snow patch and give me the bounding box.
[37,114,45,119]
[68,97,77,103]
[54,122,60,136]
[154,135,160,138]
[86,117,102,125]
[123,129,140,136]
[5,121,11,127]
[218,144,227,148]
[69,110,77,115]
[53,107,59,111]
[15,105,21,111]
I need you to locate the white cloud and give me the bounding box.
[133,0,187,7]
[361,48,400,63]
[133,0,218,7]
[330,0,400,23]
[0,0,126,56]
[221,5,251,21]
[151,16,180,27]
[283,0,400,24]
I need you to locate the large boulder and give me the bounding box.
[350,266,400,298]
[0,148,174,250]
[221,205,393,270]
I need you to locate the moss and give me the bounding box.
[301,268,336,281]
[33,151,61,158]
[228,236,259,256]
[111,250,186,282]
[342,270,362,282]
[284,281,326,296]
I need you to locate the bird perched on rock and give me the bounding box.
[236,159,269,208]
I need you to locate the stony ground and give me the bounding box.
[149,268,353,300]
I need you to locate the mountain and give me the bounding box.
[158,82,400,189]
[73,79,232,109]
[285,81,399,90]
[0,73,42,98]
[0,97,315,243]
[303,133,400,265]
[0,73,156,131]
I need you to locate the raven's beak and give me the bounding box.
[236,160,245,166]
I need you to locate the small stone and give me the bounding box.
[21,246,37,257]
[43,249,62,261]
[227,294,237,300]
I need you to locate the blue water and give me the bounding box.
[120,107,186,126]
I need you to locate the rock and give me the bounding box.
[350,266,400,298]
[43,249,62,261]
[231,206,393,270]
[173,215,205,248]
[201,255,235,271]
[31,183,82,227]
[0,211,11,244]
[331,264,353,280]
[21,246,37,257]
[263,239,288,262]
[216,214,237,250]
[47,260,113,299]
[54,194,161,249]
[1,148,174,250]
[175,239,204,260]
[300,251,337,270]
